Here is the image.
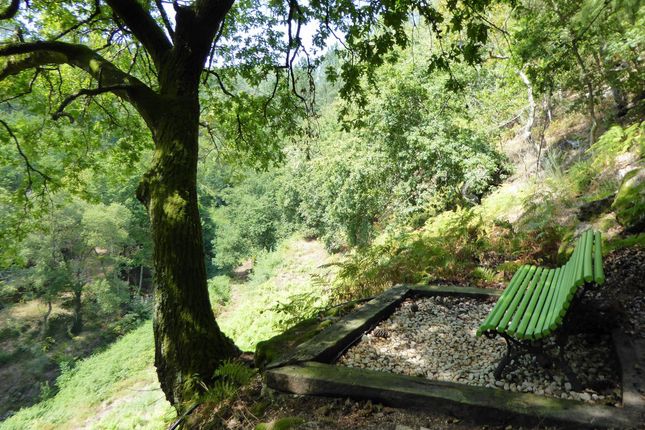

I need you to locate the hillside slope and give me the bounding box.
[0,236,334,430]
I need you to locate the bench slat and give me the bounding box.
[507,267,544,336]
[476,265,530,335]
[556,253,575,317]
[497,266,538,332]
[530,267,560,338]
[583,230,594,282]
[574,234,585,287]
[557,235,587,323]
[548,241,579,335]
[593,231,605,284]
[536,265,563,337]
[516,268,551,339]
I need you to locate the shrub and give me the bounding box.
[208,276,231,307]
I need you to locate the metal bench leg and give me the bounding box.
[555,357,583,391]
[494,335,514,379]
[494,346,511,379]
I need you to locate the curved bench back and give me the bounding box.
[477,230,604,340]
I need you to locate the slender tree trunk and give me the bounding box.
[518,69,538,155]
[137,264,144,297]
[40,298,52,339]
[536,93,552,172]
[571,40,597,144]
[70,287,82,335]
[138,88,239,408]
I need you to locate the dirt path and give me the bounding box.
[223,239,331,314]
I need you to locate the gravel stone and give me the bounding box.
[337,296,621,404]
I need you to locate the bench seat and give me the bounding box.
[477,230,605,341]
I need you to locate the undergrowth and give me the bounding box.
[0,322,174,430]
[331,121,644,301]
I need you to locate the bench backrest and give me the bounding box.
[477,230,604,340]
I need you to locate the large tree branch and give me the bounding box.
[184,0,234,61]
[0,0,19,20]
[194,0,235,25]
[0,41,161,127]
[104,0,172,69]
[155,0,175,38]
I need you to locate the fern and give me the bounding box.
[212,359,255,386]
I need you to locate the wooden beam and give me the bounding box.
[266,361,638,428]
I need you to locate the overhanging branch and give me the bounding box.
[155,0,175,38]
[52,84,136,121]
[0,41,161,127]
[0,0,19,20]
[205,69,235,98]
[104,0,172,69]
[0,67,39,104]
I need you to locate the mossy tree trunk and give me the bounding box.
[136,35,240,407]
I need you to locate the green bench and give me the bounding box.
[477,229,605,387]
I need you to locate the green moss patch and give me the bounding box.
[255,317,334,369]
[612,168,645,232]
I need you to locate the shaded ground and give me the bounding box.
[587,246,645,339]
[0,299,114,421]
[191,375,563,430]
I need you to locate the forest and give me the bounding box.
[0,0,643,429]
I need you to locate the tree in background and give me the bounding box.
[16,197,134,336]
[512,0,644,145]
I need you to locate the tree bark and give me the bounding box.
[137,265,144,297]
[138,87,239,408]
[518,69,536,153]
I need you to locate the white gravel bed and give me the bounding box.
[337,296,621,405]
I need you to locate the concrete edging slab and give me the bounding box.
[266,361,637,428]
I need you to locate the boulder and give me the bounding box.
[612,168,645,232]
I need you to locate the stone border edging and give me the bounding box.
[265,285,410,369]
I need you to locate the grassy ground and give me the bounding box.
[219,237,337,351]
[0,296,137,422]
[0,236,336,430]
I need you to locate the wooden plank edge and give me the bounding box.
[266,362,638,429]
[407,284,503,297]
[265,285,410,369]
